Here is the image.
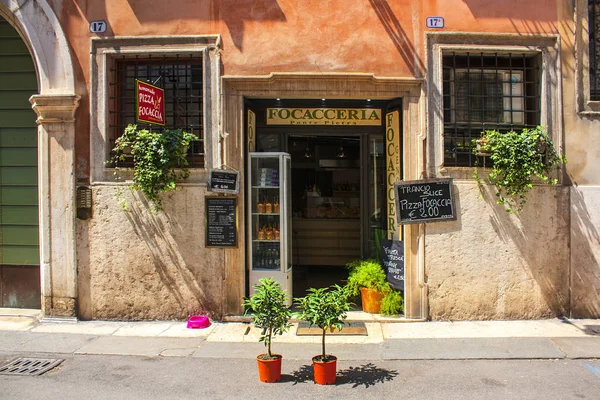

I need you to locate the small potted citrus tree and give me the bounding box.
[294,285,352,385]
[242,278,292,383]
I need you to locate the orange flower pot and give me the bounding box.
[312,355,337,385]
[257,354,282,383]
[360,287,384,314]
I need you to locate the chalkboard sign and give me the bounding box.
[209,169,240,194]
[381,239,404,291]
[393,179,457,224]
[206,197,238,247]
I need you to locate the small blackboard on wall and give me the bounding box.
[209,169,240,194]
[205,197,238,248]
[394,179,457,224]
[381,239,404,291]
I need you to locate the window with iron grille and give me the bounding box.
[443,52,541,167]
[590,0,600,101]
[109,56,205,167]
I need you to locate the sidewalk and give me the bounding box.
[1,308,600,360]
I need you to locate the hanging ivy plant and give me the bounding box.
[472,126,566,213]
[109,124,198,210]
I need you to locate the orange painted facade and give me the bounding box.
[62,0,561,79]
[6,0,600,321]
[59,0,564,180]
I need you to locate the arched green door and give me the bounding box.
[0,16,40,308]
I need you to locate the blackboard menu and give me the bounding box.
[393,179,457,224]
[206,197,238,247]
[209,170,239,194]
[381,239,404,291]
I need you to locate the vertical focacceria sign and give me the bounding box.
[247,109,256,152]
[386,110,401,240]
[136,80,165,126]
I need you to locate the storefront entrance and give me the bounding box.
[247,99,393,298]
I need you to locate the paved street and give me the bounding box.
[1,354,600,399]
[1,311,600,399]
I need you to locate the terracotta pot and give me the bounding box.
[256,354,282,383]
[312,355,337,385]
[360,287,384,314]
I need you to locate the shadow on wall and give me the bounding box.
[122,191,223,320]
[76,217,92,319]
[570,188,600,317]
[460,0,557,20]
[120,0,286,50]
[480,184,570,317]
[368,0,424,77]
[78,0,427,72]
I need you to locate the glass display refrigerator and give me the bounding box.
[247,152,292,305]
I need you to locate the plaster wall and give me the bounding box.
[426,182,570,320]
[560,0,600,186]
[570,187,600,317]
[558,0,600,317]
[58,0,561,86]
[77,186,226,320]
[44,0,577,320]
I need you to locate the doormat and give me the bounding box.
[296,321,367,336]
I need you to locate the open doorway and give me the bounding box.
[288,135,361,297]
[246,99,390,301]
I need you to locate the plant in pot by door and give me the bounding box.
[380,288,404,316]
[108,124,198,211]
[294,285,352,385]
[345,259,389,314]
[473,126,566,213]
[242,278,292,383]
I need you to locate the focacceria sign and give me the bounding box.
[266,108,382,126]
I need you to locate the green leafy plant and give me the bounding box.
[473,126,566,213]
[294,285,352,362]
[242,278,292,360]
[345,259,389,297]
[108,124,198,210]
[380,289,404,316]
[345,259,404,316]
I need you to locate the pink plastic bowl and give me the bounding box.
[187,315,210,329]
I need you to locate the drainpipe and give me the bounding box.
[211,35,224,169]
[417,86,429,320]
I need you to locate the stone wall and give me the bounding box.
[559,0,600,318]
[570,186,600,317]
[77,185,227,320]
[426,182,570,320]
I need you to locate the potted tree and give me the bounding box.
[345,259,389,313]
[294,285,352,385]
[108,124,198,210]
[242,278,292,383]
[473,126,566,213]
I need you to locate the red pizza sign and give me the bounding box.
[136,80,165,125]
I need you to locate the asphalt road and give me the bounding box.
[1,352,600,399]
